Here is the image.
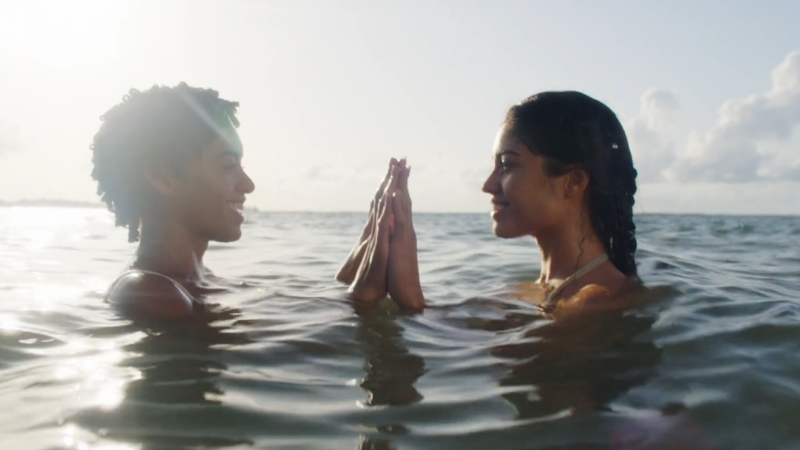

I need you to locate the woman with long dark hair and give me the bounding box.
[339,91,642,314]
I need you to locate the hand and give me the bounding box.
[388,162,425,311]
[348,165,400,302]
[336,158,399,284]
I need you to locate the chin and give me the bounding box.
[213,227,243,243]
[492,222,521,239]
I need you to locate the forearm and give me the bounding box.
[388,229,425,312]
[335,210,375,283]
[389,279,425,312]
[335,240,367,283]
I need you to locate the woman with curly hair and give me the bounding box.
[342,91,642,314]
[91,82,255,320]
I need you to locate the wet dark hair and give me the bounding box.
[90,82,240,243]
[504,91,638,276]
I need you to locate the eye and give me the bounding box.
[499,159,516,172]
[222,156,241,170]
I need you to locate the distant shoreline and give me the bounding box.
[0,200,796,217]
[0,199,104,208]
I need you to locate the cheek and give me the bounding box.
[178,171,226,211]
[504,173,560,220]
[502,172,540,205]
[194,169,234,196]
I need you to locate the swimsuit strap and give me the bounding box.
[108,269,195,300]
[543,253,609,308]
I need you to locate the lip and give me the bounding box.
[491,198,510,217]
[227,199,246,221]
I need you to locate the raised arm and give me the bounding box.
[388,164,425,312]
[335,158,398,284]
[347,164,400,303]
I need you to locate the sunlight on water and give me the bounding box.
[0,209,798,449]
[0,314,21,332]
[3,206,89,229]
[61,423,139,450]
[16,283,84,312]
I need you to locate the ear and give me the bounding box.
[562,168,590,199]
[142,160,181,197]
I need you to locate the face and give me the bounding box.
[481,124,576,239]
[171,129,256,242]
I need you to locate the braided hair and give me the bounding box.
[90,83,240,242]
[504,91,638,276]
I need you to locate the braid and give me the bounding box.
[590,180,638,276]
[616,161,638,276]
[591,122,638,276]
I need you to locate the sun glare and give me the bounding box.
[0,0,126,70]
[0,314,21,333]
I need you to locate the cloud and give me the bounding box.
[625,88,680,182]
[667,50,800,182]
[0,121,19,156]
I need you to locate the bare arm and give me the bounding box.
[347,165,400,303]
[335,159,398,284]
[388,164,425,312]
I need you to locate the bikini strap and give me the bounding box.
[543,253,609,307]
[108,269,195,300]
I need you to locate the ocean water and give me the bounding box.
[1,206,799,450]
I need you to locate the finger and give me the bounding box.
[378,194,394,240]
[398,165,410,192]
[376,169,395,217]
[374,159,397,200]
[392,190,406,225]
[383,166,400,197]
[380,193,393,223]
[400,167,412,207]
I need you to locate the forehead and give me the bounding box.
[205,127,243,158]
[492,124,529,156]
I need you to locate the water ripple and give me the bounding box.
[1,209,799,449]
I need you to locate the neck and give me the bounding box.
[135,217,209,281]
[535,219,607,284]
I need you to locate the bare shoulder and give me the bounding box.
[107,272,194,320]
[558,276,643,314]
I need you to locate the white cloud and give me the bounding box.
[0,121,19,156]
[625,88,680,182]
[667,50,800,182]
[625,50,800,184]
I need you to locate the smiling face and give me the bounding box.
[169,129,256,243]
[482,124,579,239]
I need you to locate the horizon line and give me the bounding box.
[0,199,797,218]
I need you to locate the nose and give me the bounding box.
[239,169,256,194]
[482,169,499,195]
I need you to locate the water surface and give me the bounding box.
[1,207,799,449]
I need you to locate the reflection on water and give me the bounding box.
[71,307,254,448]
[490,310,661,421]
[355,303,426,409]
[1,209,800,449]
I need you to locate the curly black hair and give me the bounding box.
[90,82,240,242]
[505,91,639,276]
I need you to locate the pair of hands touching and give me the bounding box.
[336,158,425,312]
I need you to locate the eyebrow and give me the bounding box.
[218,149,243,159]
[496,149,521,158]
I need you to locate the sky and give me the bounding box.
[0,0,799,215]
